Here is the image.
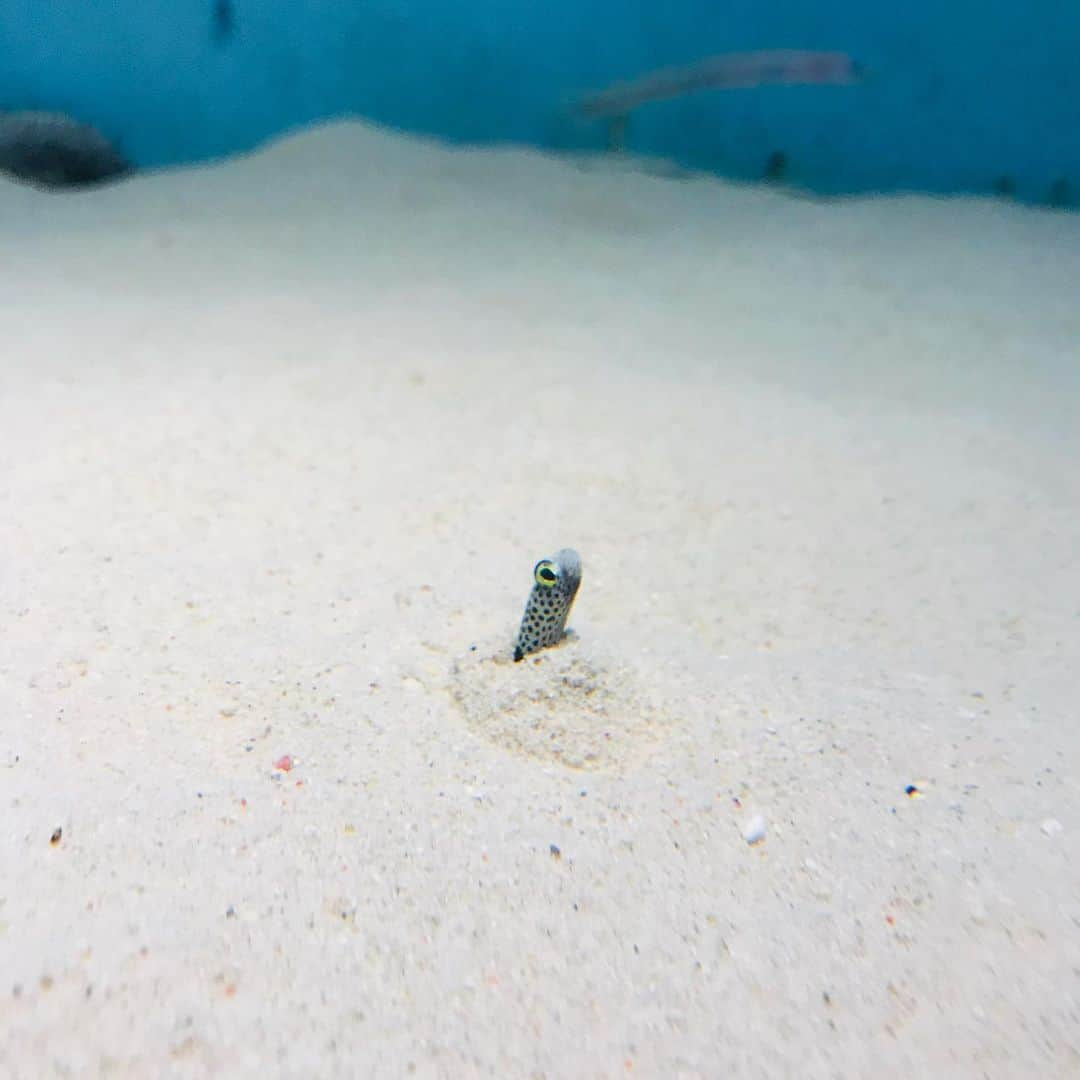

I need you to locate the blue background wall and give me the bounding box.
[1,1,1076,203]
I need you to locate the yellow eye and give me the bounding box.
[534,560,559,587]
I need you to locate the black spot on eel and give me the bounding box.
[514,548,582,662]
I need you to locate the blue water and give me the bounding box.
[1,0,1076,204]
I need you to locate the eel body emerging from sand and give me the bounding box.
[0,111,129,189]
[514,549,582,661]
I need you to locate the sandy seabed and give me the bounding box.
[1,120,1078,1077]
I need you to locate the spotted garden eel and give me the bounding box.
[513,548,582,661]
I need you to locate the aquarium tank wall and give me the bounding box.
[1,0,1076,204]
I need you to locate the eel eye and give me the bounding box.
[534,560,559,587]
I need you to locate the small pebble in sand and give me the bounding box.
[49,827,62,845]
[549,844,562,860]
[742,816,767,846]
[1041,818,1063,837]
[273,755,294,772]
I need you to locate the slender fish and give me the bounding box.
[578,50,863,119]
[514,549,582,662]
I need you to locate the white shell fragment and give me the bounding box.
[1041,818,1063,837]
[742,815,767,846]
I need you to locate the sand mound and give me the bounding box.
[449,631,676,771]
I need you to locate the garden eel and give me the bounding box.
[514,548,582,661]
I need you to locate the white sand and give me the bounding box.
[2,120,1078,1077]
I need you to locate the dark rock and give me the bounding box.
[0,111,130,189]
